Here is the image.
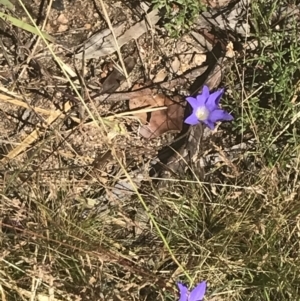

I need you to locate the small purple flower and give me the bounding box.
[178,281,207,301]
[184,85,233,129]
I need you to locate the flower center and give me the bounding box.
[195,106,209,121]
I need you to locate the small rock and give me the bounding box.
[100,71,107,78]
[58,24,68,32]
[193,53,206,66]
[171,57,180,73]
[57,13,68,25]
[226,41,235,58]
[152,69,168,83]
[45,23,52,33]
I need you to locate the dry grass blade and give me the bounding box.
[0,100,71,163]
[0,272,65,301]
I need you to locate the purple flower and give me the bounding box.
[184,85,233,129]
[178,281,207,301]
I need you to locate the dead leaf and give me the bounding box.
[191,31,213,51]
[75,9,160,59]
[130,93,185,139]
[205,57,226,89]
[195,0,251,38]
[129,84,158,123]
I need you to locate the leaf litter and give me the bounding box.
[129,85,185,139]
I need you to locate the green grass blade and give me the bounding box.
[0,12,55,42]
[0,0,14,10]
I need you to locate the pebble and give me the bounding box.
[57,13,68,25]
[193,53,206,66]
[58,24,68,32]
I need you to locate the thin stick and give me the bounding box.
[98,0,131,88]
[18,0,53,79]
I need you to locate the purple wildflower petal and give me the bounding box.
[196,85,210,105]
[177,283,189,301]
[186,97,200,110]
[209,109,233,123]
[184,113,199,125]
[195,94,207,107]
[203,119,215,130]
[206,89,224,112]
[215,88,225,106]
[201,85,210,100]
[189,281,207,301]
